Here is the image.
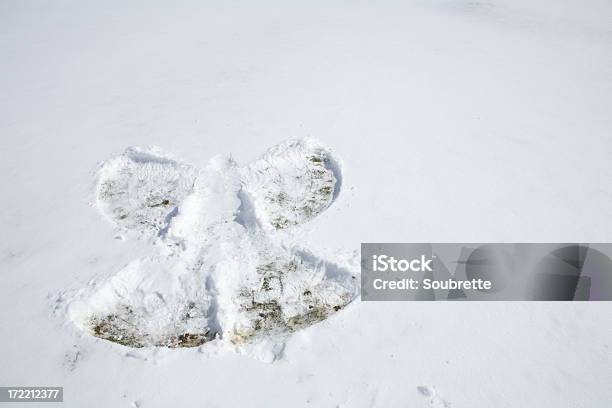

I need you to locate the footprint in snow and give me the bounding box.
[68,139,357,351]
[417,386,451,408]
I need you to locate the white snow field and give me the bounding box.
[1,0,612,407]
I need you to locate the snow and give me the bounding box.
[70,140,356,352]
[1,0,612,407]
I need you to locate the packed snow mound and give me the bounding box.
[69,139,357,353]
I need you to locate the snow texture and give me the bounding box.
[69,139,357,353]
[2,0,612,407]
